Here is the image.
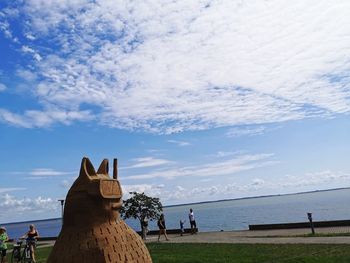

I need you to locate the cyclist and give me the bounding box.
[21,224,39,263]
[0,226,9,263]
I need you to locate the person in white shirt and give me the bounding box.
[188,208,197,234]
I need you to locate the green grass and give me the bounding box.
[6,241,48,250]
[260,233,350,238]
[301,232,350,237]
[32,243,350,263]
[6,243,13,250]
[147,243,350,263]
[35,247,52,263]
[250,233,350,238]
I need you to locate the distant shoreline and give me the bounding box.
[2,186,350,225]
[2,217,61,226]
[163,186,350,208]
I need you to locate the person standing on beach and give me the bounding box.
[157,214,169,241]
[189,208,197,234]
[179,219,185,236]
[0,227,9,263]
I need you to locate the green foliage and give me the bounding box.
[120,192,163,227]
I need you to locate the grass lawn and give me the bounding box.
[34,247,52,263]
[301,233,350,237]
[33,243,350,263]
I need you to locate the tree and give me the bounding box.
[120,192,163,239]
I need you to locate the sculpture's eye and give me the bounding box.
[87,179,122,199]
[100,180,122,199]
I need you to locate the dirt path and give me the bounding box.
[146,226,350,244]
[8,227,350,248]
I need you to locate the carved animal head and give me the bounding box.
[63,157,123,226]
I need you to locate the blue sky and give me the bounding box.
[1,0,350,223]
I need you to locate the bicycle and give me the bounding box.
[21,239,36,263]
[11,239,36,263]
[11,240,23,263]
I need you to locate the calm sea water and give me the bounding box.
[3,188,350,239]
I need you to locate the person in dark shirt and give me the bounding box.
[157,214,169,241]
[21,224,39,263]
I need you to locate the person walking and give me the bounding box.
[142,217,149,240]
[157,214,169,241]
[179,219,185,236]
[189,208,197,234]
[0,227,9,263]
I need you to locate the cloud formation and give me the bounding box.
[122,157,172,169]
[0,83,6,92]
[0,194,58,219]
[1,1,350,132]
[0,188,25,194]
[21,45,42,61]
[28,168,73,177]
[124,153,276,180]
[0,109,93,128]
[121,184,165,199]
[226,126,266,138]
[280,170,350,189]
[122,169,350,203]
[167,140,191,147]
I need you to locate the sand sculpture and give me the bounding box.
[47,157,152,263]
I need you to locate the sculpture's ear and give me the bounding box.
[97,159,109,176]
[113,158,118,179]
[79,157,96,178]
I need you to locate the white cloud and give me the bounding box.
[0,194,58,215]
[136,170,350,203]
[25,33,36,40]
[0,7,22,44]
[121,184,165,199]
[176,185,185,191]
[0,83,6,92]
[136,179,270,202]
[0,188,25,194]
[28,168,72,177]
[52,168,346,204]
[167,140,191,147]
[252,178,265,186]
[21,45,34,53]
[124,153,276,180]
[0,18,13,40]
[2,1,350,132]
[215,151,246,158]
[0,108,94,128]
[16,69,37,82]
[226,126,266,138]
[199,178,213,183]
[21,45,42,61]
[279,170,350,189]
[10,168,74,179]
[123,157,172,169]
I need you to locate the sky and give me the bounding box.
[1,0,350,223]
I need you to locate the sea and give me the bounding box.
[3,188,350,239]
